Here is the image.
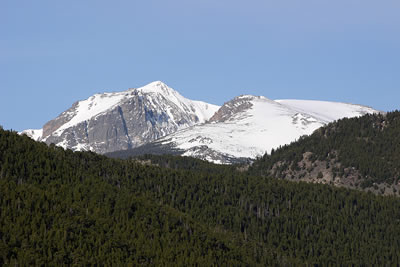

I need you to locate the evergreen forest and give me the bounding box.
[1,120,400,264]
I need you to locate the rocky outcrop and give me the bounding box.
[209,95,254,122]
[42,102,79,139]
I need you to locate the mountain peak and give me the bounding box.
[136,81,175,95]
[31,82,219,154]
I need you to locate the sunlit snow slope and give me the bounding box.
[276,99,377,123]
[142,95,379,164]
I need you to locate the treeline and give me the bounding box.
[250,111,400,190]
[1,129,400,264]
[106,142,184,159]
[129,154,239,175]
[106,143,251,165]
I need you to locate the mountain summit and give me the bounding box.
[22,82,220,154]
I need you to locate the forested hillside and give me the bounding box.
[250,111,400,195]
[1,128,400,265]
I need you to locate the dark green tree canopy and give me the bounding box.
[1,120,400,265]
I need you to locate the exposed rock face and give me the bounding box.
[28,81,220,154]
[44,105,133,153]
[209,95,255,122]
[42,102,79,139]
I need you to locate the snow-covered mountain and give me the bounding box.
[119,95,379,164]
[21,81,220,154]
[21,81,380,163]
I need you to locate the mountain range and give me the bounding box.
[21,81,379,163]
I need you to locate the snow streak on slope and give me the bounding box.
[152,96,379,164]
[52,92,128,137]
[276,99,378,123]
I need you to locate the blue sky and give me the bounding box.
[1,0,399,131]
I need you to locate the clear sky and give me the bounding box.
[1,0,399,131]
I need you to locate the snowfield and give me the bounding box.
[155,96,380,163]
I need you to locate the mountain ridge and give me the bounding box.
[114,94,379,164]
